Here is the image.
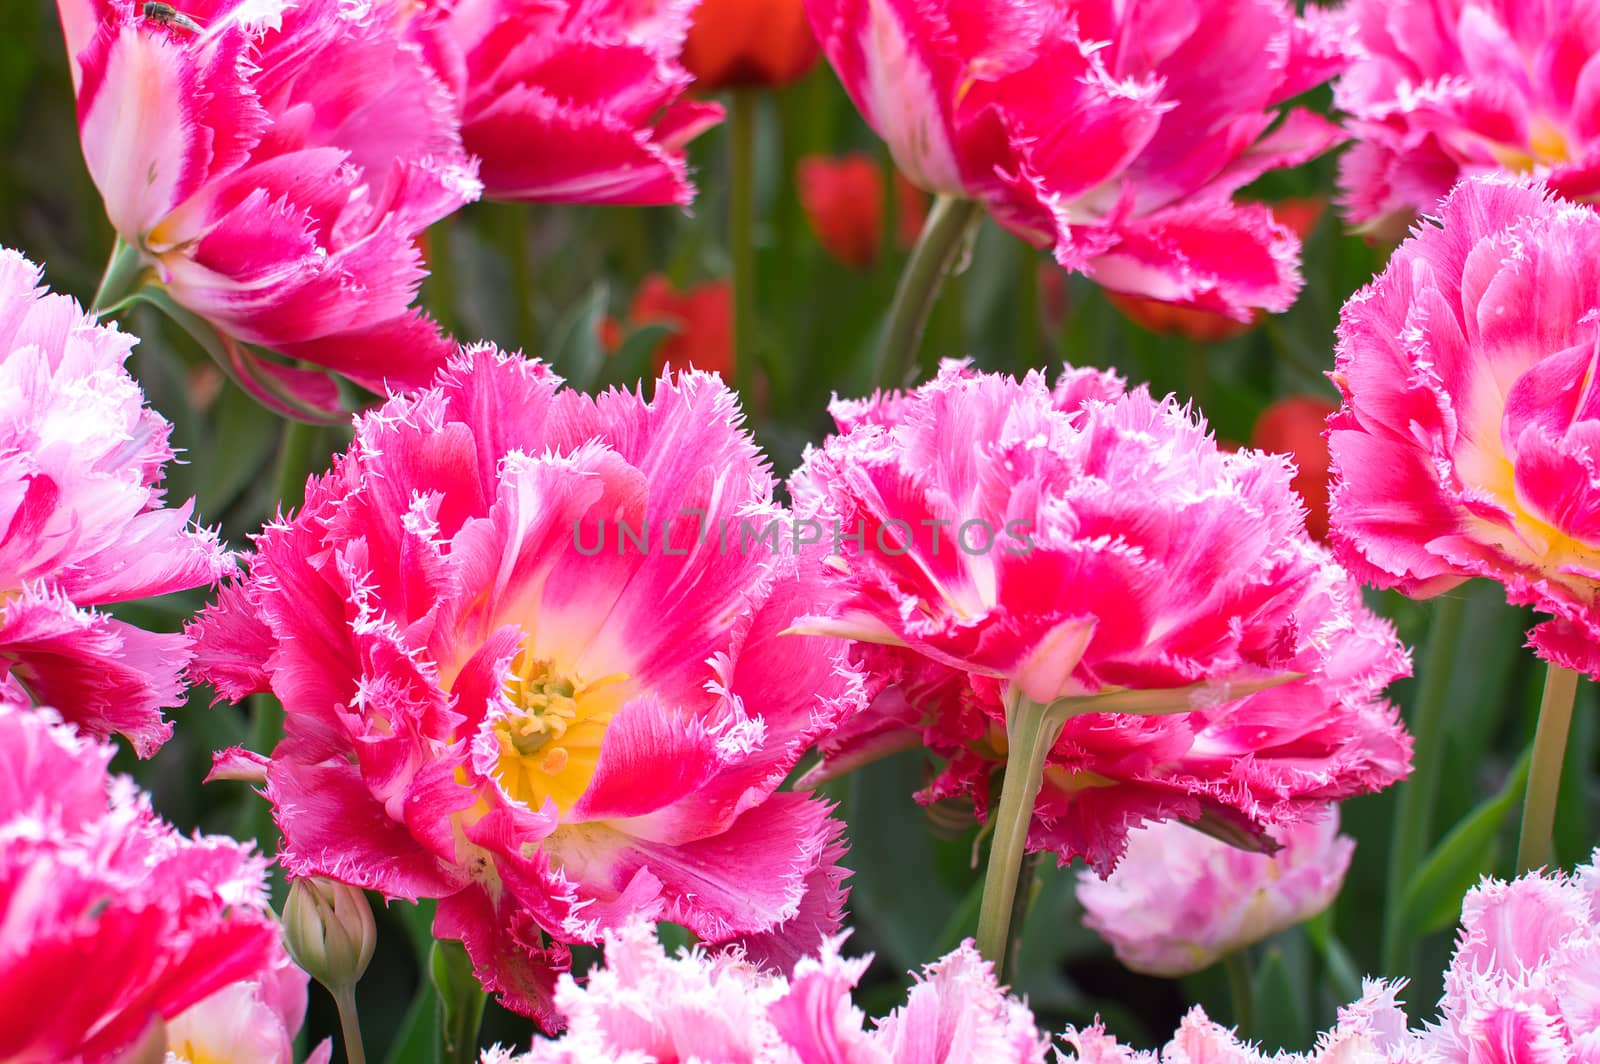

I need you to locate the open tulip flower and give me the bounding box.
[805,0,1350,319]
[0,248,232,756]
[1328,175,1600,680]
[1335,0,1600,235]
[792,363,1411,874]
[56,0,480,418]
[191,349,864,1028]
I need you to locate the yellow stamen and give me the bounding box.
[492,651,628,815]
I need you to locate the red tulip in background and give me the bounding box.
[1252,396,1338,543]
[797,154,931,270]
[684,0,820,91]
[798,154,881,269]
[605,275,735,379]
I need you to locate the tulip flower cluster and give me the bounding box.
[15,0,1600,1057]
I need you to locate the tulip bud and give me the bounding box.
[281,877,376,993]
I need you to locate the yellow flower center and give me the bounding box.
[1529,116,1572,165]
[168,1040,220,1064]
[1488,114,1573,171]
[493,652,628,816]
[1454,371,1600,603]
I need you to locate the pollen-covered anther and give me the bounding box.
[492,656,625,815]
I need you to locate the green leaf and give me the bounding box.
[840,750,976,971]
[199,382,284,516]
[1397,748,1532,936]
[382,986,441,1064]
[595,322,673,392]
[430,938,487,1064]
[1303,911,1363,1006]
[546,281,609,392]
[1250,939,1309,1052]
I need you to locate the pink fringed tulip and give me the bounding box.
[429,0,722,205]
[190,349,865,1028]
[0,248,231,755]
[1328,175,1600,679]
[1335,0,1600,235]
[1062,981,1412,1064]
[480,919,1051,1063]
[792,362,1412,871]
[1409,849,1600,1060]
[804,0,1349,317]
[165,951,332,1064]
[0,693,280,1063]
[1077,809,1355,977]
[57,0,479,416]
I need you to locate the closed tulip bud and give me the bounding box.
[282,878,376,993]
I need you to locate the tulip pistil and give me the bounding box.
[495,653,627,814]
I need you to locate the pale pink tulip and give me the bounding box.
[1412,851,1600,1061]
[1062,981,1412,1064]
[0,248,231,755]
[482,920,1050,1063]
[1077,810,1355,977]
